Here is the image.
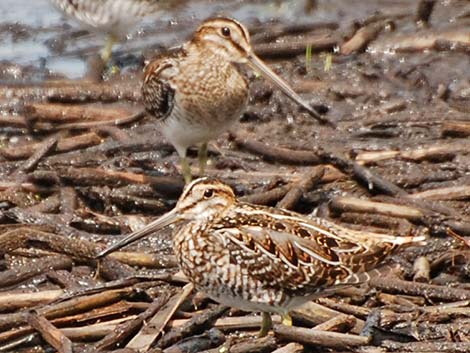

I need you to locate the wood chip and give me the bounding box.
[274,324,370,348]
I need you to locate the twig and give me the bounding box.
[0,227,98,260]
[230,132,321,165]
[27,312,73,353]
[397,319,470,341]
[254,34,337,58]
[109,252,178,269]
[370,29,470,53]
[240,184,291,205]
[376,292,424,307]
[87,186,169,213]
[158,305,229,349]
[0,290,63,312]
[410,185,470,201]
[412,256,431,282]
[312,314,357,333]
[58,167,184,196]
[446,228,470,248]
[250,22,338,43]
[229,336,277,353]
[341,21,386,55]
[126,283,194,351]
[337,212,413,235]
[415,0,436,26]
[16,137,58,173]
[330,197,423,221]
[45,110,145,130]
[291,301,365,334]
[169,314,282,332]
[1,132,102,160]
[315,298,371,320]
[370,275,470,301]
[0,114,28,128]
[442,120,470,137]
[96,125,132,142]
[0,288,134,333]
[0,255,72,288]
[0,80,141,103]
[59,187,77,216]
[271,343,304,353]
[24,102,139,124]
[382,340,470,352]
[273,324,370,348]
[94,292,171,351]
[163,328,225,353]
[61,317,136,341]
[355,141,470,164]
[277,167,325,210]
[0,227,142,280]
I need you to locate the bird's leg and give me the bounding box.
[258,312,273,337]
[198,142,208,176]
[281,313,292,326]
[101,34,117,65]
[181,157,192,184]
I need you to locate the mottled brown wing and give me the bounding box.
[216,224,353,296]
[142,47,187,121]
[234,204,422,273]
[215,206,423,295]
[305,217,422,273]
[142,60,175,121]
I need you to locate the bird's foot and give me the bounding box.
[282,313,292,326]
[258,312,273,337]
[100,34,116,65]
[181,157,193,184]
[198,142,208,176]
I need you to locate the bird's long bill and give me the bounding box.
[246,53,332,125]
[96,209,178,258]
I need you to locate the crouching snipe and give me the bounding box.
[97,178,425,337]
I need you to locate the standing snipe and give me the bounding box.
[98,177,426,336]
[142,17,331,183]
[49,0,176,63]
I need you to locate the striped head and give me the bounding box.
[193,17,252,63]
[96,178,235,258]
[175,177,236,221]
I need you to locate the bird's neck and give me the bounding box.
[186,40,226,61]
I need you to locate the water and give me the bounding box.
[0,0,324,78]
[0,0,332,79]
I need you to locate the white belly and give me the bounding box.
[161,99,244,157]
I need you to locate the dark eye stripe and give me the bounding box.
[227,37,247,55]
[222,18,250,43]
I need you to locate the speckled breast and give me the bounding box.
[175,55,249,129]
[172,222,290,314]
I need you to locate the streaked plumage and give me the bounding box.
[97,178,426,336]
[142,17,330,183]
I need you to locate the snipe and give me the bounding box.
[49,0,176,63]
[142,17,332,183]
[97,177,426,337]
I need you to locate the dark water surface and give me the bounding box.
[0,0,329,78]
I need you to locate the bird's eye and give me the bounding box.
[221,27,231,37]
[203,189,214,199]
